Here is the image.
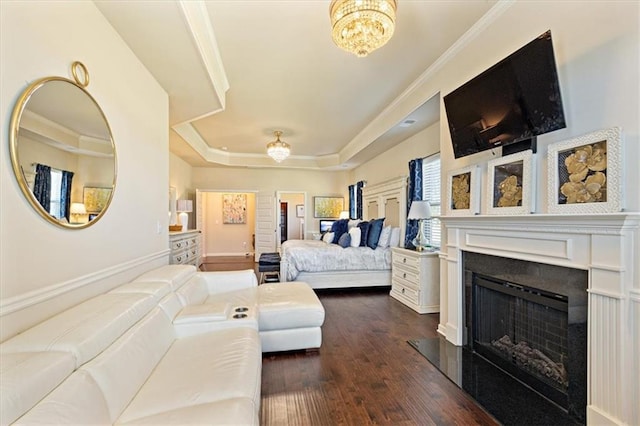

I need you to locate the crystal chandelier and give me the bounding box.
[329,0,397,58]
[266,130,290,162]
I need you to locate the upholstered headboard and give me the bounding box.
[362,176,407,246]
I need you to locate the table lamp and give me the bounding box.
[176,199,193,232]
[407,200,432,251]
[70,202,87,224]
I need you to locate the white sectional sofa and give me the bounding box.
[0,265,325,425]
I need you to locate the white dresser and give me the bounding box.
[169,230,202,267]
[390,247,439,314]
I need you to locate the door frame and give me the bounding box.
[275,191,307,251]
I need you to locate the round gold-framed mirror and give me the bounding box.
[9,62,116,229]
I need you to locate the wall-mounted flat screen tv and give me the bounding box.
[444,30,566,159]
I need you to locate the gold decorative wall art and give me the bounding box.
[486,150,535,215]
[446,165,480,216]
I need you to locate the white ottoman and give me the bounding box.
[257,282,325,353]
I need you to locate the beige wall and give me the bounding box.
[169,152,195,228]
[0,1,169,340]
[201,192,256,256]
[192,167,348,239]
[279,192,305,241]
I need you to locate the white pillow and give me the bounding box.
[389,227,401,247]
[348,227,361,247]
[348,219,361,229]
[377,226,392,248]
[322,232,335,244]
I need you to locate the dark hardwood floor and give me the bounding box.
[202,256,498,425]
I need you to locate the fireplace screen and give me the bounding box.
[473,274,569,404]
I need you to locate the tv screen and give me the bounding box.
[319,220,335,233]
[444,30,566,159]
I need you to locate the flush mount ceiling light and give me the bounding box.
[329,0,397,58]
[266,130,290,162]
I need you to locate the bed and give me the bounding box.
[280,176,407,289]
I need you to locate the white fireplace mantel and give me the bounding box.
[439,213,639,426]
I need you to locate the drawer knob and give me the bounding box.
[403,273,406,279]
[176,242,182,248]
[176,256,182,262]
[402,288,405,294]
[402,258,406,263]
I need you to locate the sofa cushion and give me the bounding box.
[175,275,209,306]
[117,397,258,425]
[116,327,261,423]
[257,282,325,331]
[15,370,112,425]
[0,293,157,368]
[81,308,175,422]
[0,351,75,425]
[109,281,173,301]
[132,264,196,291]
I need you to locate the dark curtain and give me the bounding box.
[348,184,356,219]
[404,158,423,249]
[33,163,51,213]
[356,180,364,220]
[348,181,365,220]
[60,170,74,220]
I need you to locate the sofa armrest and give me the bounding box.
[198,269,258,295]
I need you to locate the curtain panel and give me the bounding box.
[60,170,74,220]
[405,158,423,249]
[33,163,51,213]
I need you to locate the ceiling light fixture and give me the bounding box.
[329,0,397,58]
[266,130,290,162]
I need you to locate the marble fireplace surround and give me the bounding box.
[439,213,639,426]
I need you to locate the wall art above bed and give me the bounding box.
[313,196,344,218]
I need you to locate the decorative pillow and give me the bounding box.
[330,219,349,243]
[357,221,370,247]
[389,227,401,247]
[322,231,335,244]
[348,219,361,229]
[337,232,351,248]
[367,218,385,249]
[348,226,361,247]
[377,226,392,248]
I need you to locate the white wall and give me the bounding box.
[362,1,639,213]
[351,122,441,186]
[0,1,169,340]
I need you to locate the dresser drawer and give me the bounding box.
[171,250,191,265]
[171,238,191,251]
[392,268,419,287]
[392,253,420,272]
[392,283,419,303]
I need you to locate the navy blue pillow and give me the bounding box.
[357,221,370,247]
[337,232,351,248]
[330,219,349,243]
[367,218,385,249]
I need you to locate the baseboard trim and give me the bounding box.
[0,250,169,316]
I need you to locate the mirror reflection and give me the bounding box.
[10,76,116,228]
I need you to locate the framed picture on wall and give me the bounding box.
[222,193,247,224]
[486,150,535,215]
[83,187,112,214]
[446,165,480,216]
[296,204,304,217]
[547,127,622,214]
[313,196,344,218]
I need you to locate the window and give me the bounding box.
[49,169,63,219]
[422,154,441,248]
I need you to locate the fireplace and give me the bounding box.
[463,252,587,421]
[440,213,639,426]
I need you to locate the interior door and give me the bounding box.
[255,192,276,261]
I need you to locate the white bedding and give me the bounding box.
[281,239,392,282]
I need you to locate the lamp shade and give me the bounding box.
[407,200,432,220]
[339,211,350,219]
[70,202,87,215]
[176,199,193,213]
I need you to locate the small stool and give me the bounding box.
[259,252,281,284]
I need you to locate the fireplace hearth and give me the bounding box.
[464,252,588,423]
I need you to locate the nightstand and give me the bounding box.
[390,247,439,314]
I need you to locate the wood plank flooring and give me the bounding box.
[202,256,498,425]
[260,288,498,425]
